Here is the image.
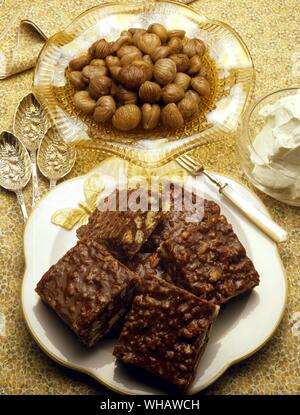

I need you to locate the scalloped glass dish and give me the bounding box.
[33,0,255,167]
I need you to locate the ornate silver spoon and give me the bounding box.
[37,127,76,188]
[0,131,31,221]
[13,93,49,207]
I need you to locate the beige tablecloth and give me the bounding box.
[0,0,299,395]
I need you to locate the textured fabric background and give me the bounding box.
[0,0,299,394]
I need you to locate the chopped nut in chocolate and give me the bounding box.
[35,240,136,347]
[77,189,163,258]
[158,198,260,304]
[124,252,173,283]
[113,275,219,391]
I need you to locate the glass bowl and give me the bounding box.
[238,87,300,206]
[33,0,255,167]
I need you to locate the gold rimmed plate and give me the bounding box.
[33,0,255,167]
[21,157,287,395]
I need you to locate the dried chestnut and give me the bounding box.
[168,37,183,53]
[93,39,111,59]
[162,83,185,104]
[112,104,142,131]
[148,23,168,43]
[191,76,211,96]
[81,65,108,82]
[118,65,146,89]
[170,54,190,72]
[183,38,206,57]
[137,33,161,55]
[89,75,112,99]
[153,58,177,85]
[174,72,191,91]
[161,103,184,129]
[69,53,91,71]
[142,103,161,130]
[178,95,199,120]
[139,81,161,103]
[74,91,96,115]
[69,71,86,89]
[116,86,138,105]
[93,96,116,122]
[188,55,202,75]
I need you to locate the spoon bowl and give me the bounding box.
[37,127,76,188]
[0,131,31,220]
[14,93,49,152]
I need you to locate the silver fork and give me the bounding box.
[177,154,287,243]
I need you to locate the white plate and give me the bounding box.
[21,159,287,395]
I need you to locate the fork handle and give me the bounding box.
[220,184,287,243]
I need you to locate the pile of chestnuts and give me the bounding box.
[68,23,211,132]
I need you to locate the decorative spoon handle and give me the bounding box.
[20,19,49,40]
[220,183,287,243]
[15,189,28,222]
[198,170,288,243]
[177,155,287,244]
[49,179,57,189]
[30,150,40,207]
